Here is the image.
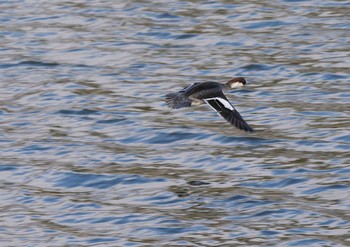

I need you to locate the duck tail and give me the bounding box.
[164,93,191,109]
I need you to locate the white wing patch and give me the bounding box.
[204,97,234,111]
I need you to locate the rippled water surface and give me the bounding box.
[1,0,350,246]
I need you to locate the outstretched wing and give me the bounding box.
[164,83,200,109]
[165,92,192,109]
[204,93,254,132]
[179,82,199,93]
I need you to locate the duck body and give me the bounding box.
[166,81,223,108]
[165,77,254,132]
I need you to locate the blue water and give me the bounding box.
[1,0,350,246]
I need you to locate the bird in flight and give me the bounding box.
[165,77,254,132]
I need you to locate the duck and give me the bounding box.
[164,77,254,132]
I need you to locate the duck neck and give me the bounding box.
[223,83,230,91]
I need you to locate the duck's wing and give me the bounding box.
[203,92,254,132]
[179,82,200,93]
[165,92,192,109]
[165,83,200,109]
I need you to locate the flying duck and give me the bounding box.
[165,77,254,132]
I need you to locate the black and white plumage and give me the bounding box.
[165,77,254,132]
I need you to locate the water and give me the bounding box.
[1,0,349,246]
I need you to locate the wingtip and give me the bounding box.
[164,95,176,109]
[238,123,254,133]
[164,93,191,109]
[244,127,254,133]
